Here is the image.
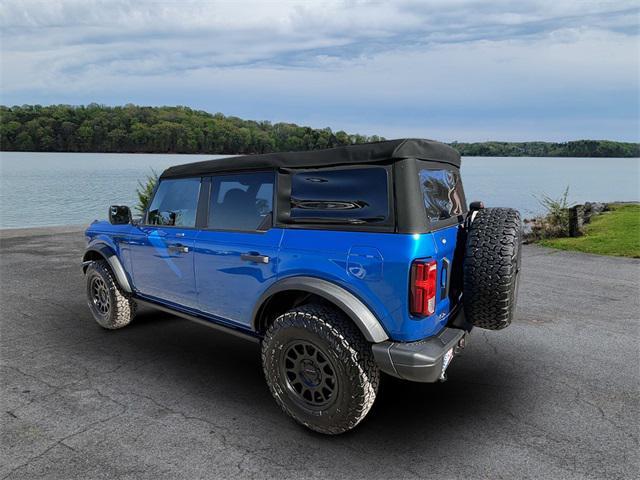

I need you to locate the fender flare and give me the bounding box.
[82,243,132,293]
[253,276,389,343]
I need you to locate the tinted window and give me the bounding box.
[418,168,465,223]
[209,172,274,231]
[291,167,389,224]
[147,178,201,227]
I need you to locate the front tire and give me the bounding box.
[261,304,379,435]
[85,260,136,329]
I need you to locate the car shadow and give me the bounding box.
[116,308,518,448]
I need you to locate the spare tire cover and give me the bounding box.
[463,208,522,330]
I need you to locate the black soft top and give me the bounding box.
[160,138,460,178]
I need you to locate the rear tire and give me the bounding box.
[463,208,522,330]
[261,303,379,435]
[85,260,136,329]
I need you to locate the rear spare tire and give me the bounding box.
[463,208,522,330]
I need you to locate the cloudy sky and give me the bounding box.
[1,0,638,141]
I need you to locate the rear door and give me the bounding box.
[417,166,467,313]
[128,177,202,308]
[194,171,283,327]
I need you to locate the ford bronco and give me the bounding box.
[82,139,522,434]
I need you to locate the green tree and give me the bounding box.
[1,104,638,157]
[135,169,159,214]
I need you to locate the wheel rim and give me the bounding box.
[282,340,338,410]
[90,276,110,315]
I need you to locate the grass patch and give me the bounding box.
[538,204,640,258]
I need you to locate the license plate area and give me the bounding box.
[439,347,454,381]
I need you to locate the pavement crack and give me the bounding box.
[1,406,127,480]
[482,333,499,355]
[564,381,640,445]
[126,391,232,442]
[2,365,58,389]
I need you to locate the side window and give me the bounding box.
[290,167,389,224]
[147,178,201,227]
[209,172,274,231]
[418,169,465,223]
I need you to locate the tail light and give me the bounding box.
[410,259,437,317]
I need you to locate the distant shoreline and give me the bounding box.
[0,224,86,239]
[1,150,638,159]
[2,105,639,158]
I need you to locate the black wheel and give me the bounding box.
[261,303,379,435]
[463,207,522,330]
[85,260,136,329]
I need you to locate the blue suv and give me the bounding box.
[83,139,522,434]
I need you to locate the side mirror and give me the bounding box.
[109,205,132,225]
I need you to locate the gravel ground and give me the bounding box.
[1,228,638,479]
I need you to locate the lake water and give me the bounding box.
[0,152,638,229]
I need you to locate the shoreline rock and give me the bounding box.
[523,201,637,243]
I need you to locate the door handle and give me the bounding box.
[168,243,189,254]
[241,252,270,264]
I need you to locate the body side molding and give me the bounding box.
[254,276,389,343]
[82,243,133,293]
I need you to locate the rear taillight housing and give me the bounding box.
[410,259,437,317]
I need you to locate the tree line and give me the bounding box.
[0,104,381,154]
[451,140,639,158]
[1,104,638,157]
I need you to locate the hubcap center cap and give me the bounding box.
[283,340,337,409]
[91,277,110,314]
[299,359,321,386]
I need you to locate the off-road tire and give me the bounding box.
[262,303,380,435]
[85,260,136,329]
[463,208,522,330]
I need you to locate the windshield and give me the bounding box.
[418,168,465,223]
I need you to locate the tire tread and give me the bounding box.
[86,260,136,329]
[262,303,379,434]
[463,208,522,330]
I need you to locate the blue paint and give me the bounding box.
[85,220,461,342]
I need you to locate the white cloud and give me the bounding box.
[0,0,638,140]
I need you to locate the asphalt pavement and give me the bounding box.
[1,228,638,479]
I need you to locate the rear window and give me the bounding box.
[290,167,389,225]
[418,168,465,223]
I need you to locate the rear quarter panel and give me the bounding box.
[278,228,456,342]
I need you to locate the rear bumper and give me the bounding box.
[372,327,467,383]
